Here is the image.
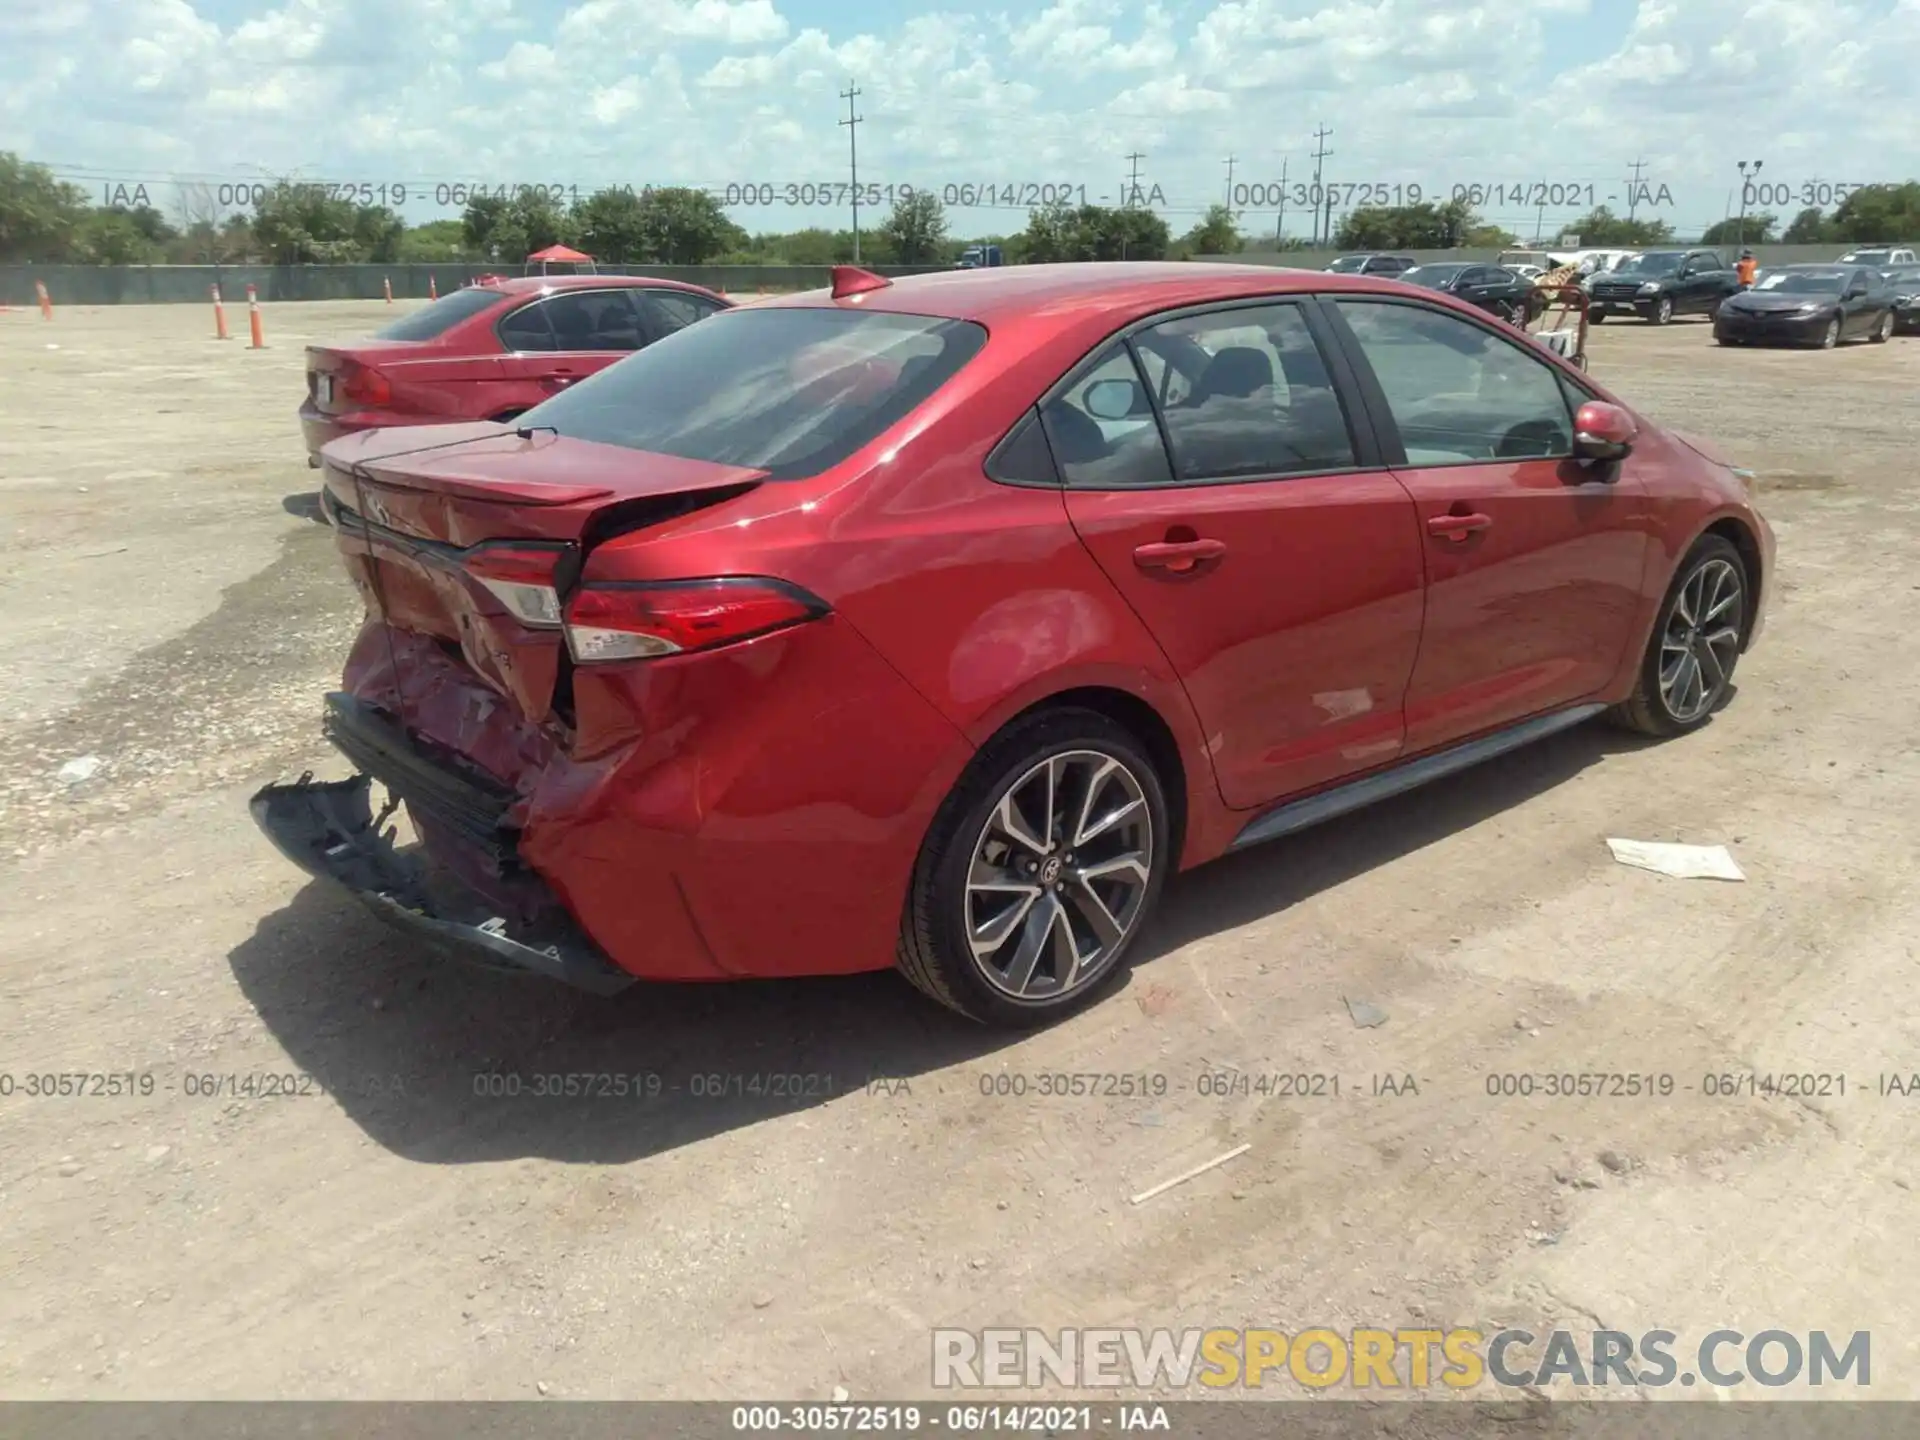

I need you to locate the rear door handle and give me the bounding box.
[1427,512,1492,540]
[1133,538,1226,572]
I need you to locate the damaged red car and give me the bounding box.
[254,261,1773,1027]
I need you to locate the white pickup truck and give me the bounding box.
[1839,246,1917,267]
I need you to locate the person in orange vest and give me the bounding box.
[1736,249,1758,288]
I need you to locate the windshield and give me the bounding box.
[1614,253,1684,276]
[1755,270,1847,294]
[1327,256,1369,272]
[515,307,988,480]
[1400,265,1465,286]
[370,285,505,341]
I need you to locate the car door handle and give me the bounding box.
[1133,538,1226,572]
[1427,512,1492,539]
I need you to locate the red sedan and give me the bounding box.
[298,275,731,466]
[255,261,1773,1027]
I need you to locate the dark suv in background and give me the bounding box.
[1587,249,1741,324]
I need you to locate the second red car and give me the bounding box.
[298,275,731,465]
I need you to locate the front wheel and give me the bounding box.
[1608,536,1748,738]
[1648,296,1674,325]
[897,709,1170,1026]
[1818,318,1840,349]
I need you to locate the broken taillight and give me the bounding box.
[463,543,568,627]
[340,361,392,407]
[563,579,828,663]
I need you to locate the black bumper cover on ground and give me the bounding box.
[250,746,637,996]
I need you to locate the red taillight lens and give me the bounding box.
[340,362,392,407]
[463,543,568,627]
[563,579,827,663]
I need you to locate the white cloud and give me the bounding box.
[1,0,1915,240]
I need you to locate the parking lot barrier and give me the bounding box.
[246,284,265,349]
[36,280,52,320]
[384,276,393,304]
[212,284,230,340]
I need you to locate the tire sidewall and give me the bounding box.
[1653,297,1672,324]
[1640,536,1747,734]
[1821,319,1839,348]
[921,714,1171,1026]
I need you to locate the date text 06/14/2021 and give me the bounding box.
[95,174,1895,213]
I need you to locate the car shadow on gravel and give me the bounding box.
[228,718,1657,1166]
[1131,718,1653,964]
[281,491,327,523]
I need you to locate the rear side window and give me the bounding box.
[370,285,504,341]
[518,308,987,480]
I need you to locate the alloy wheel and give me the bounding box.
[965,750,1153,1001]
[1876,313,1894,342]
[1821,319,1839,348]
[1654,297,1673,324]
[1659,558,1745,724]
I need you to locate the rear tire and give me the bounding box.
[1870,312,1894,343]
[896,708,1170,1027]
[1608,535,1748,738]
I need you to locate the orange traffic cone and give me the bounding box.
[383,276,393,305]
[429,274,438,300]
[211,283,230,340]
[36,280,53,320]
[246,284,265,349]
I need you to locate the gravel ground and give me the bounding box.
[2,297,1918,1404]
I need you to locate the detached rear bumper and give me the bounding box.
[249,771,637,996]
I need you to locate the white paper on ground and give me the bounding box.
[1605,838,1746,881]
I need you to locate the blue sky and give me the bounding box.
[3,0,1915,240]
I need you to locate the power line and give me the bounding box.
[1308,125,1333,245]
[839,82,863,263]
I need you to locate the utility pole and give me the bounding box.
[1309,125,1332,245]
[839,82,863,263]
[1223,154,1237,212]
[1275,156,1290,242]
[1626,157,1648,221]
[1124,151,1144,208]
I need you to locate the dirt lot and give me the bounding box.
[2,297,1918,1405]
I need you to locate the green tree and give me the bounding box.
[351,205,405,263]
[1782,206,1833,243]
[571,187,650,261]
[0,151,92,261]
[484,190,573,261]
[1015,200,1076,262]
[633,186,743,264]
[74,208,165,263]
[1180,204,1241,256]
[397,219,470,262]
[877,190,948,264]
[1829,182,1920,243]
[462,194,509,255]
[1559,206,1673,246]
[1700,213,1777,246]
[252,181,372,262]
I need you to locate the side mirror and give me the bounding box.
[1084,377,1144,421]
[1573,401,1637,461]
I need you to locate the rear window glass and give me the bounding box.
[371,285,506,341]
[517,308,989,479]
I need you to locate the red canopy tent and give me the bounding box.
[526,244,596,275]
